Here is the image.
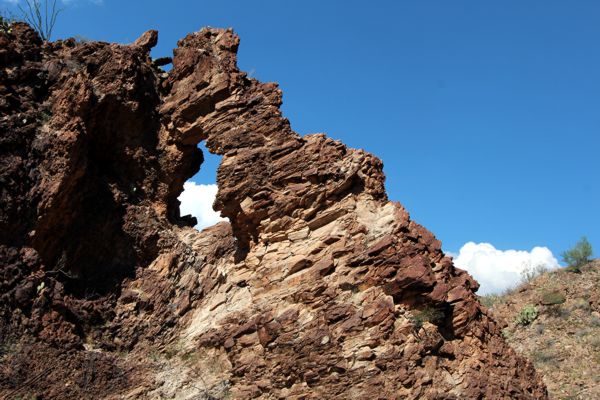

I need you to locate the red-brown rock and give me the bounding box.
[0,23,547,399]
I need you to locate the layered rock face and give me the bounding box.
[0,24,547,399]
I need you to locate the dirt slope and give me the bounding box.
[484,259,600,399]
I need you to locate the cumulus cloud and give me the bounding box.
[178,182,227,230]
[450,242,560,295]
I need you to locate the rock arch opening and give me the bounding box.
[178,141,227,231]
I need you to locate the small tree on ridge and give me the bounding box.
[561,236,593,272]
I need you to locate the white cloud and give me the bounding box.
[178,182,227,230]
[449,242,560,295]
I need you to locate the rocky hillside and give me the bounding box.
[1,23,547,399]
[484,260,600,400]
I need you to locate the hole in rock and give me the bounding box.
[178,141,227,231]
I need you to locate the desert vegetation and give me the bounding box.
[488,258,600,399]
[16,0,62,40]
[562,236,593,273]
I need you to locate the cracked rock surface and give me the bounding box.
[0,23,547,399]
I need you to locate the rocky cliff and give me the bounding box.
[0,23,547,399]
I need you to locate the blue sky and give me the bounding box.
[4,0,598,291]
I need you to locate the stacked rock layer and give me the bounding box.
[0,24,547,399]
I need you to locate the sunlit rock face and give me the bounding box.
[0,23,547,399]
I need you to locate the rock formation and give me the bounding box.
[0,23,547,399]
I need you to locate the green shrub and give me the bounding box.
[561,236,593,272]
[515,305,538,326]
[409,306,445,330]
[540,290,566,305]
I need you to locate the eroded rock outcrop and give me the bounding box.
[0,23,547,399]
